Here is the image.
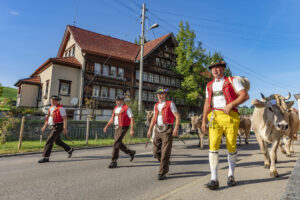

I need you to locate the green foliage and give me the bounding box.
[10,107,44,116]
[174,21,212,108]
[126,99,145,125]
[0,86,17,101]
[0,112,19,144]
[238,106,254,116]
[0,83,2,97]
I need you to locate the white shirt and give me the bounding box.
[48,106,66,126]
[205,77,244,109]
[114,105,134,126]
[153,101,178,126]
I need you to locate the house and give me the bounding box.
[15,25,184,120]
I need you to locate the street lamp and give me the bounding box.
[138,3,159,112]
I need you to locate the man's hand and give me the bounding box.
[223,103,233,114]
[104,126,107,133]
[63,128,68,135]
[172,127,179,137]
[130,130,135,136]
[147,129,152,138]
[201,121,207,133]
[41,126,46,133]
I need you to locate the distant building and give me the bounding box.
[15,25,184,120]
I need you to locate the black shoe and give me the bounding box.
[204,180,219,190]
[227,176,237,187]
[129,150,136,162]
[38,157,49,163]
[68,148,74,158]
[158,174,166,180]
[108,162,117,168]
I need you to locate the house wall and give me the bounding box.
[38,65,53,107]
[49,64,81,107]
[65,34,84,64]
[17,84,39,107]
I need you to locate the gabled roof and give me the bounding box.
[15,76,41,87]
[31,57,81,77]
[57,25,175,63]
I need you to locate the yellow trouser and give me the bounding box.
[208,110,240,153]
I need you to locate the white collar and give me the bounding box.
[214,76,225,82]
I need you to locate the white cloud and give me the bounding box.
[10,11,19,16]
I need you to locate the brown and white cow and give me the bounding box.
[145,110,155,141]
[251,93,293,178]
[191,114,208,149]
[238,116,251,146]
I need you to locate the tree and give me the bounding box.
[126,99,144,125]
[174,21,211,109]
[0,83,2,97]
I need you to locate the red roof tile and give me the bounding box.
[15,76,41,87]
[31,57,81,77]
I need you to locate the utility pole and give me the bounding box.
[138,3,146,112]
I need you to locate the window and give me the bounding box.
[109,88,116,99]
[148,73,154,82]
[135,90,139,99]
[110,66,117,77]
[103,65,109,76]
[92,86,100,97]
[143,72,148,81]
[161,59,166,68]
[71,46,75,57]
[118,68,124,78]
[94,63,101,75]
[45,80,49,97]
[142,91,147,101]
[154,74,159,83]
[176,79,181,87]
[59,80,71,96]
[101,87,108,98]
[68,49,71,57]
[166,77,171,85]
[153,92,157,102]
[136,70,140,80]
[117,89,123,96]
[166,61,171,69]
[172,62,176,68]
[164,52,170,58]
[148,91,154,101]
[155,57,161,66]
[171,78,176,86]
[160,76,166,85]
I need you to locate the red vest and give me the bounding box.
[153,101,175,125]
[46,104,64,124]
[112,104,131,127]
[207,77,238,113]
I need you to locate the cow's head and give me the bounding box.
[145,110,154,126]
[191,114,203,131]
[252,93,294,131]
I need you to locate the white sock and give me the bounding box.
[209,151,219,181]
[228,151,237,177]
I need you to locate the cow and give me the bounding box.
[279,110,299,157]
[145,110,155,142]
[238,116,251,146]
[191,114,208,149]
[251,93,293,178]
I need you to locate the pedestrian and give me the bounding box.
[147,87,181,180]
[104,95,136,168]
[38,95,74,163]
[201,60,249,190]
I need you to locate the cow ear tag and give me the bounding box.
[270,99,277,105]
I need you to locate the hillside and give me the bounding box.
[0,86,18,101]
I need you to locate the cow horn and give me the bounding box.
[285,92,291,100]
[260,93,266,100]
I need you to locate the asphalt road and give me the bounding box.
[0,136,299,200]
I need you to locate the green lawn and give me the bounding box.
[0,137,148,155]
[0,86,17,101]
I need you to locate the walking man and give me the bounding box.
[147,87,181,180]
[202,60,249,189]
[104,95,136,168]
[38,95,73,163]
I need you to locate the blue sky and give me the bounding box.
[0,0,299,108]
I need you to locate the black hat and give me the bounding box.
[50,95,61,101]
[208,60,226,69]
[156,87,169,94]
[115,95,125,101]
